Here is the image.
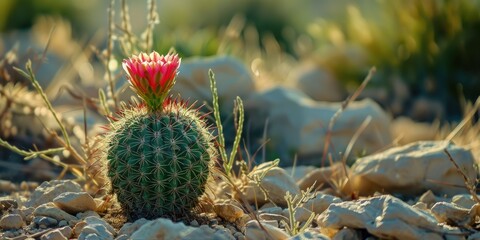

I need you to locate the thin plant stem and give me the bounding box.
[13,61,71,147]
[321,67,376,166]
[98,88,111,117]
[227,97,244,177]
[444,148,480,203]
[145,0,157,52]
[34,24,55,73]
[0,138,64,161]
[209,70,229,172]
[51,128,87,166]
[121,0,135,54]
[107,0,118,109]
[341,116,372,183]
[0,139,84,181]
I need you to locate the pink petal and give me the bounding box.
[150,51,160,61]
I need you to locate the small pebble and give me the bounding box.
[0,180,17,192]
[26,226,39,234]
[34,216,58,228]
[199,224,215,234]
[2,231,15,238]
[69,219,80,227]
[209,218,219,226]
[0,198,18,210]
[214,224,225,229]
[27,180,83,208]
[83,216,116,235]
[78,225,114,240]
[0,214,24,230]
[452,194,477,209]
[214,203,245,223]
[26,181,39,190]
[259,213,288,222]
[214,228,233,239]
[226,224,237,234]
[20,181,29,191]
[418,190,437,207]
[115,234,129,240]
[258,206,283,215]
[431,202,470,224]
[190,219,199,227]
[83,233,103,240]
[9,229,22,237]
[245,220,289,240]
[76,210,100,220]
[58,226,73,238]
[12,207,35,222]
[261,219,279,228]
[233,231,246,240]
[58,220,68,227]
[54,192,97,214]
[34,203,77,222]
[73,221,87,238]
[41,229,67,240]
[412,202,428,210]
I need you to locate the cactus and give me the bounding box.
[103,52,215,219]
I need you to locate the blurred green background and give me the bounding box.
[1,0,479,122]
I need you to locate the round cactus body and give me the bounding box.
[104,51,217,219]
[105,102,214,219]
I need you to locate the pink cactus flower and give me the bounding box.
[122,51,181,111]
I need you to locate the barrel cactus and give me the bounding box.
[103,51,215,219]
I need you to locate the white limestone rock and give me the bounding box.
[304,192,342,214]
[77,216,116,240]
[297,163,348,191]
[290,65,346,102]
[33,203,77,222]
[350,141,476,196]
[27,180,83,208]
[130,218,230,240]
[54,192,96,214]
[244,220,289,240]
[451,194,478,209]
[117,218,149,238]
[245,87,391,166]
[171,55,255,112]
[430,202,471,225]
[332,228,363,240]
[317,195,462,239]
[78,224,114,240]
[41,229,68,240]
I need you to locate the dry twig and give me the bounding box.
[444,148,480,203]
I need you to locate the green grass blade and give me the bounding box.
[227,96,244,176]
[209,69,229,172]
